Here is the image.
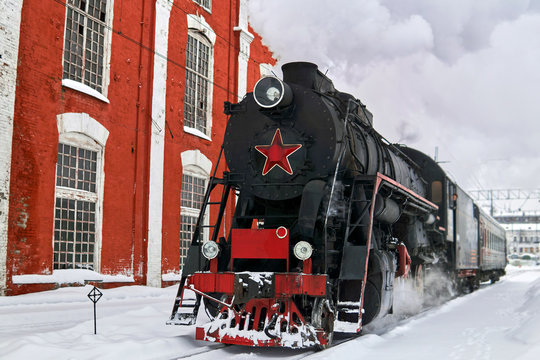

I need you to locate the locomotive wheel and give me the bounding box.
[203,293,228,319]
[361,280,381,325]
[312,297,335,350]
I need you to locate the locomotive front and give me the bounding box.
[224,62,345,202]
[168,62,440,349]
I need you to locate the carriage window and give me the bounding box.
[431,181,442,203]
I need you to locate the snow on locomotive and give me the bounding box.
[167,62,506,348]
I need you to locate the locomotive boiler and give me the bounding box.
[167,62,506,349]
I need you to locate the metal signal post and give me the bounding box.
[87,286,103,334]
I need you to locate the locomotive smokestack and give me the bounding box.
[282,62,335,93]
[282,62,319,89]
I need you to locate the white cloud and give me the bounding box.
[248,0,540,204]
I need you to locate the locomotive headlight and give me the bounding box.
[253,76,293,108]
[201,241,219,260]
[293,241,313,261]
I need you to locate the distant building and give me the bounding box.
[0,0,275,295]
[504,224,540,255]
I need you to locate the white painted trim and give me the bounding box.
[259,63,274,78]
[181,150,212,175]
[57,112,110,146]
[56,113,108,273]
[234,0,254,101]
[102,0,115,98]
[147,0,172,288]
[0,0,24,295]
[187,14,216,45]
[62,79,110,104]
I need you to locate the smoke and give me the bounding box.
[248,1,540,199]
[396,121,420,144]
[363,266,456,335]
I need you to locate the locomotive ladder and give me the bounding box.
[169,146,233,325]
[334,175,382,332]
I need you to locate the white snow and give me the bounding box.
[162,272,182,282]
[1,266,540,359]
[61,79,110,103]
[184,126,212,141]
[12,269,134,284]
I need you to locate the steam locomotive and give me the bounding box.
[167,62,506,349]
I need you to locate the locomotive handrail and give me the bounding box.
[323,98,358,273]
[376,173,439,211]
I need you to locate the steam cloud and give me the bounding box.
[249,0,540,206]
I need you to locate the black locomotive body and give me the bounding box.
[168,62,506,348]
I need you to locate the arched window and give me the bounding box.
[54,113,108,270]
[184,14,215,138]
[180,150,212,268]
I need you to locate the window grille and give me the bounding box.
[180,174,206,267]
[184,34,211,134]
[53,198,96,269]
[54,142,98,270]
[180,215,204,268]
[181,174,205,209]
[57,143,98,192]
[63,0,108,92]
[193,0,211,11]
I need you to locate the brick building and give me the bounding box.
[0,0,275,295]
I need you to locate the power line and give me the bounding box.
[469,189,540,201]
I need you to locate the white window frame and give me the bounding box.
[180,150,212,269]
[184,14,215,140]
[56,113,108,271]
[62,0,115,100]
[192,0,211,13]
[180,172,207,268]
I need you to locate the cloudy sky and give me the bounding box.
[248,0,540,212]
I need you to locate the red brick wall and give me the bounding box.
[7,0,275,294]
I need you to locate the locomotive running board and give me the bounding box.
[348,173,438,333]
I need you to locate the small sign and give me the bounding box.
[88,286,103,303]
[87,286,103,334]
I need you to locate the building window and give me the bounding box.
[181,174,206,209]
[54,143,99,269]
[180,173,207,268]
[63,0,109,93]
[184,32,212,135]
[55,112,108,272]
[193,0,211,11]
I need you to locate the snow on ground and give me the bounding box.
[1,266,540,359]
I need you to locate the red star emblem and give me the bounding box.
[254,129,302,176]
